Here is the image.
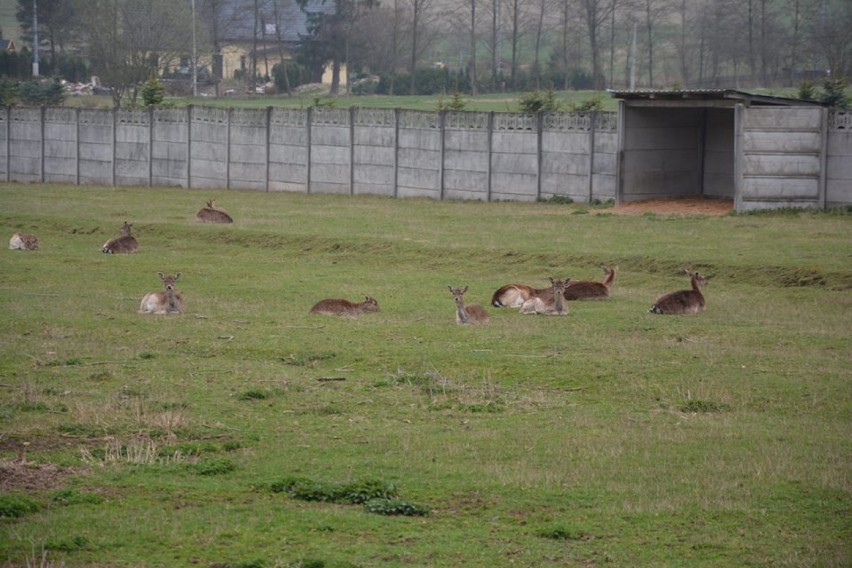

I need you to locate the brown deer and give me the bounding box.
[649,270,708,315]
[564,265,618,300]
[448,286,489,325]
[139,273,185,315]
[102,221,139,254]
[520,278,570,315]
[9,233,39,250]
[491,283,548,308]
[196,200,234,224]
[309,296,380,316]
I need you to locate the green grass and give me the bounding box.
[0,184,850,567]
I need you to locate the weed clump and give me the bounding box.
[364,498,429,516]
[237,389,270,401]
[269,477,397,504]
[50,488,105,506]
[537,527,591,540]
[0,494,42,517]
[191,458,237,476]
[680,399,730,413]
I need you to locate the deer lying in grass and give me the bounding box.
[649,270,707,315]
[139,273,184,315]
[449,286,489,325]
[491,282,549,308]
[196,200,234,224]
[102,221,138,254]
[520,278,570,315]
[564,265,618,300]
[9,233,39,250]
[309,296,380,317]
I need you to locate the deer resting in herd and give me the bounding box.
[309,296,380,316]
[564,265,617,300]
[448,286,489,325]
[520,277,570,315]
[139,273,184,315]
[9,233,39,250]
[196,200,234,224]
[102,221,138,254]
[649,270,707,315]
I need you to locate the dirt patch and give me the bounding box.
[608,197,734,217]
[0,460,76,492]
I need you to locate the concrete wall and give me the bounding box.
[826,110,852,208]
[736,106,824,211]
[6,103,848,210]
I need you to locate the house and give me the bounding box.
[210,0,334,82]
[0,39,16,53]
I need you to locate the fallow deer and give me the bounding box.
[139,272,185,315]
[491,283,547,308]
[649,270,708,315]
[102,221,138,254]
[564,265,618,300]
[9,233,39,250]
[449,286,489,325]
[196,199,234,224]
[309,296,380,316]
[520,278,570,315]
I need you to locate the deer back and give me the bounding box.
[309,296,379,316]
[9,233,39,250]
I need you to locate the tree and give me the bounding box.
[72,0,194,107]
[405,0,435,95]
[16,0,77,70]
[297,0,378,95]
[580,0,617,89]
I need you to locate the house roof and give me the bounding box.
[0,39,16,52]
[215,0,334,44]
[608,88,824,107]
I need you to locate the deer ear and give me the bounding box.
[158,272,166,280]
[462,286,468,293]
[175,273,181,280]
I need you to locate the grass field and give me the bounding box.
[0,184,850,567]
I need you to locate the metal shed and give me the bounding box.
[610,89,828,212]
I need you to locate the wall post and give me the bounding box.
[536,111,543,201]
[393,108,400,198]
[226,107,232,189]
[187,105,193,189]
[349,106,356,196]
[487,111,494,202]
[39,106,45,183]
[306,107,313,194]
[265,106,272,192]
[588,111,596,203]
[4,106,9,182]
[439,110,446,201]
[147,107,153,187]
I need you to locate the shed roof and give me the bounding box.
[608,88,823,107]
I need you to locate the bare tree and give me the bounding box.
[405,0,435,94]
[580,0,617,89]
[73,0,193,107]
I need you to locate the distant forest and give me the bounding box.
[6,0,852,96]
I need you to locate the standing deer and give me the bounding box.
[102,221,139,254]
[564,265,618,300]
[449,286,489,325]
[9,233,39,250]
[520,278,570,315]
[649,270,708,315]
[196,200,234,224]
[309,296,380,316]
[139,273,185,315]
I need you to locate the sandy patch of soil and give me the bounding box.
[608,197,734,217]
[0,460,76,492]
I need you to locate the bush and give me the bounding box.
[17,78,66,106]
[820,78,849,108]
[517,89,560,113]
[141,77,165,107]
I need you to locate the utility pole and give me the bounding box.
[32,0,39,76]
[630,21,637,90]
[192,0,198,96]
